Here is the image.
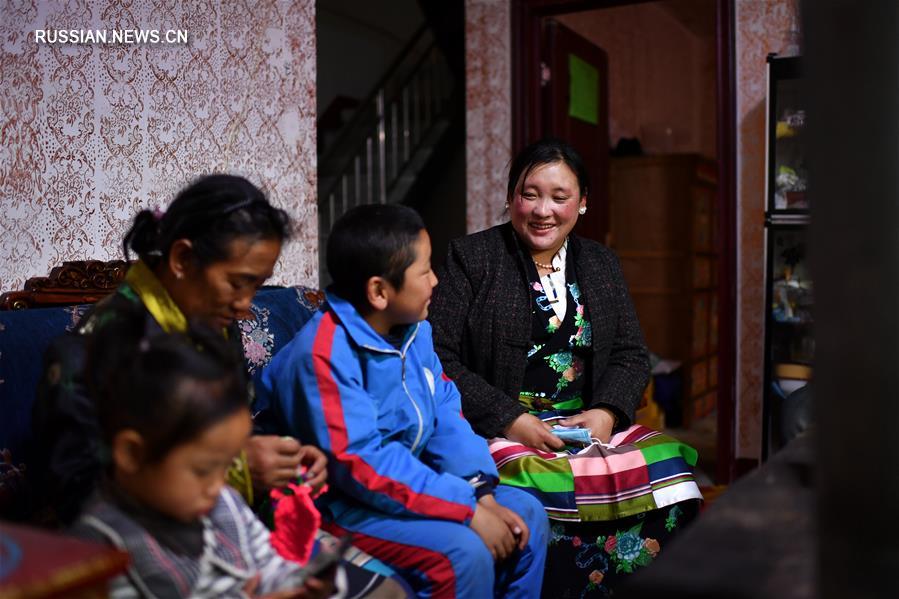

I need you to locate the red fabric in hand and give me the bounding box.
[269,483,321,565]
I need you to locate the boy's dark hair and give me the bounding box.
[87,318,248,464]
[123,174,292,267]
[506,138,590,202]
[327,204,425,308]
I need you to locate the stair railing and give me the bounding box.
[317,26,454,281]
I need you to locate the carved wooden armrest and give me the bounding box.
[0,260,129,310]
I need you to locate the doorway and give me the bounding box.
[512,0,736,484]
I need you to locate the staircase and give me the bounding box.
[317,25,456,284]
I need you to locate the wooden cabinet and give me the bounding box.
[609,154,718,425]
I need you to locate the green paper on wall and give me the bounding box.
[568,53,599,125]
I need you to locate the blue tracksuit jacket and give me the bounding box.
[260,292,499,524]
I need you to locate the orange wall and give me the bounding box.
[557,3,717,157]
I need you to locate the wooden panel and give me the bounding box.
[692,184,713,252]
[711,197,720,252]
[610,154,719,429]
[691,359,708,397]
[632,293,691,358]
[621,255,689,292]
[710,293,719,351]
[609,155,696,252]
[695,390,717,420]
[692,292,710,358]
[693,256,713,288]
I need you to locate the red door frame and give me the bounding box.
[511,0,739,483]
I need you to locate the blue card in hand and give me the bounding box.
[550,426,593,445]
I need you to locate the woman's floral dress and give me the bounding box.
[492,255,702,598]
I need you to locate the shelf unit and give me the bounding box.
[762,54,812,458]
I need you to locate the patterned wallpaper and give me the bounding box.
[464,0,511,233]
[465,0,799,458]
[0,0,318,291]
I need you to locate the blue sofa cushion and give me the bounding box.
[0,286,323,467]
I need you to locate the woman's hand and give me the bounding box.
[559,408,616,443]
[247,435,304,492]
[247,436,329,493]
[297,445,328,492]
[503,413,565,452]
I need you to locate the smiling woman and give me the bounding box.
[505,144,588,266]
[429,138,703,595]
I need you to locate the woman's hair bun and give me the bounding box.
[121,174,290,267]
[123,209,162,262]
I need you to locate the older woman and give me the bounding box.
[429,139,702,596]
[33,174,323,524]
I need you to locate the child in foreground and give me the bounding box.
[260,204,549,598]
[70,322,338,598]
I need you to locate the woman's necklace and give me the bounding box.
[533,258,560,272]
[533,243,564,272]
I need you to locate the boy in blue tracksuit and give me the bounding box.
[260,204,547,598]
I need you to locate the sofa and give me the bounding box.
[0,260,325,519]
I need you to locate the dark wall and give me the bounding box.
[316,0,424,119]
[806,2,899,598]
[405,123,467,271]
